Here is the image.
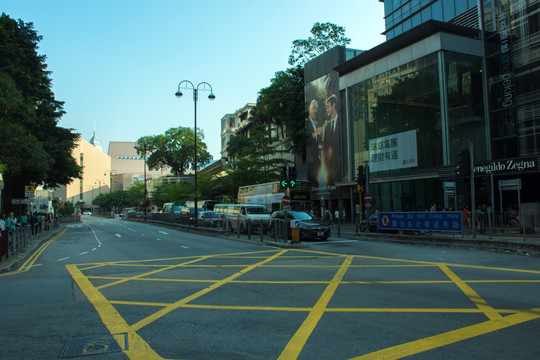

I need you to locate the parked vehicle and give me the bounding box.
[198,211,222,227]
[180,207,204,224]
[268,210,330,241]
[162,202,186,219]
[360,213,378,232]
[218,204,271,233]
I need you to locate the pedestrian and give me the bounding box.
[324,209,331,225]
[463,206,471,228]
[476,206,484,233]
[6,211,18,231]
[430,202,437,212]
[341,208,347,223]
[30,212,38,235]
[334,209,339,224]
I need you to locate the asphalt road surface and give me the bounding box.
[1,216,539,360]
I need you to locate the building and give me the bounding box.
[303,0,539,219]
[53,137,111,212]
[382,0,479,39]
[220,103,256,161]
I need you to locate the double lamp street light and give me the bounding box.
[175,80,215,227]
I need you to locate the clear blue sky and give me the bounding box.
[2,0,386,160]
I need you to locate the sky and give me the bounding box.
[2,0,386,160]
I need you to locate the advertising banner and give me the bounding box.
[369,130,418,172]
[305,71,340,190]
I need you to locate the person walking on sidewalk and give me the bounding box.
[6,212,17,231]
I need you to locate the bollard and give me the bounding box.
[259,219,264,242]
[237,216,240,238]
[337,218,341,238]
[247,219,251,240]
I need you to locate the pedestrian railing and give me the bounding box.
[0,220,60,261]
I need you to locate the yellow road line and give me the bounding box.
[350,307,540,360]
[0,228,67,277]
[66,264,163,360]
[278,255,354,360]
[131,249,288,331]
[439,264,502,321]
[96,255,213,290]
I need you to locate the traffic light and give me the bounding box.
[288,166,297,188]
[280,166,288,189]
[356,165,365,185]
[456,150,470,177]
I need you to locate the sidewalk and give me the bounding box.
[0,226,65,274]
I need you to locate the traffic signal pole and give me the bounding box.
[469,141,476,239]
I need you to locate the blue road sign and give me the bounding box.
[378,211,463,232]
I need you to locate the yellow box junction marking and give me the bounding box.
[65,249,540,360]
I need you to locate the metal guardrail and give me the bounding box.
[0,220,60,260]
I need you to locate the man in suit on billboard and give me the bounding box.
[322,94,340,186]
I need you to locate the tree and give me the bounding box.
[93,190,129,210]
[150,181,195,207]
[0,14,82,209]
[258,66,306,157]
[288,22,351,66]
[135,127,212,177]
[220,119,289,198]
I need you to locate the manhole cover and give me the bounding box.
[60,333,126,358]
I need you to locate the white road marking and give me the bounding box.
[32,264,43,268]
[57,257,70,261]
[156,238,162,241]
[79,252,88,255]
[158,231,168,235]
[92,248,97,251]
[182,246,189,249]
[115,234,122,237]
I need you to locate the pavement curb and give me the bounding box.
[0,226,65,273]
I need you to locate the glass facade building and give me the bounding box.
[383,0,479,39]
[303,1,539,219]
[334,22,488,212]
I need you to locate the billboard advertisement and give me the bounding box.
[305,71,340,191]
[369,130,418,172]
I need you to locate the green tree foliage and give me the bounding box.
[0,14,82,206]
[150,181,195,208]
[258,66,306,157]
[93,190,129,210]
[218,120,289,199]
[288,22,351,66]
[135,127,212,177]
[59,201,74,216]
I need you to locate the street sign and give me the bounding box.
[281,195,291,206]
[377,211,463,232]
[12,198,28,205]
[25,191,35,198]
[25,185,36,191]
[364,193,373,202]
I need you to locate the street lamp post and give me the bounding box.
[134,143,148,221]
[175,80,215,227]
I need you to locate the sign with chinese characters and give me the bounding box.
[377,211,463,232]
[369,130,418,172]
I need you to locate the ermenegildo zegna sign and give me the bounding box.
[474,157,538,175]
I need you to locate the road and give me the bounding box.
[1,216,539,359]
